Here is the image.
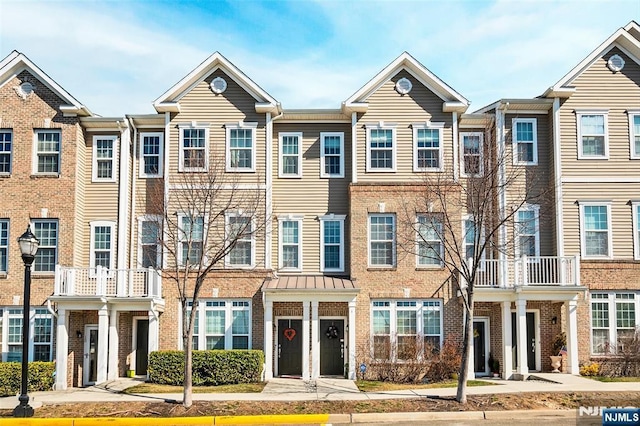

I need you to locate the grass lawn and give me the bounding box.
[124,382,266,394]
[355,379,498,392]
[585,376,640,382]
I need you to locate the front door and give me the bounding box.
[511,312,537,371]
[278,319,302,377]
[83,325,99,386]
[135,319,149,376]
[473,318,489,375]
[320,319,344,376]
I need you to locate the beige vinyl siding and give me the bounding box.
[561,183,636,259]
[167,69,267,185]
[545,110,558,255]
[558,48,640,176]
[356,70,454,182]
[74,126,87,267]
[272,123,351,275]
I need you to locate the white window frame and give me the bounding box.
[0,308,54,362]
[181,299,252,351]
[278,215,303,271]
[366,124,396,172]
[90,221,116,272]
[462,215,485,269]
[137,215,162,269]
[460,132,483,177]
[579,202,613,259]
[515,204,540,258]
[31,219,58,273]
[139,132,164,178]
[226,122,257,173]
[279,132,303,178]
[0,219,8,275]
[412,122,444,172]
[576,110,609,159]
[416,214,444,268]
[0,129,12,175]
[92,135,117,182]
[225,212,255,268]
[632,202,640,261]
[178,124,209,172]
[177,213,206,266]
[512,118,538,165]
[629,111,640,160]
[33,129,61,175]
[320,132,345,178]
[368,214,396,268]
[590,292,640,355]
[319,215,345,273]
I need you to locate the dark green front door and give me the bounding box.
[511,312,536,370]
[320,319,344,376]
[473,320,487,374]
[278,319,302,376]
[136,319,149,375]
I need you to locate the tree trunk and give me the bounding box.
[183,333,193,408]
[456,291,474,403]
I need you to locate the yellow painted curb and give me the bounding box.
[0,420,73,426]
[214,414,331,424]
[73,418,215,425]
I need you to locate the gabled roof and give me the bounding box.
[342,51,469,114]
[543,21,640,98]
[153,51,280,114]
[0,50,92,117]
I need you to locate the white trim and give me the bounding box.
[562,177,640,183]
[178,124,209,172]
[278,132,303,178]
[226,122,258,173]
[351,112,358,184]
[366,123,397,173]
[91,135,117,182]
[452,112,459,181]
[589,291,640,356]
[225,212,256,268]
[578,201,613,259]
[32,129,61,175]
[137,215,162,269]
[265,113,273,270]
[461,214,485,269]
[31,219,59,273]
[83,324,99,386]
[632,202,640,261]
[0,129,13,175]
[628,110,640,159]
[168,183,267,190]
[368,213,396,268]
[177,213,206,266]
[89,221,116,271]
[139,132,164,178]
[319,215,346,273]
[511,118,538,166]
[278,215,304,271]
[416,213,444,268]
[552,98,565,257]
[576,110,609,160]
[510,308,541,372]
[473,317,490,376]
[515,204,541,258]
[460,132,483,177]
[117,127,130,270]
[412,122,444,172]
[320,132,345,178]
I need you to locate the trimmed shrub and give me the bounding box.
[0,362,55,397]
[148,350,264,386]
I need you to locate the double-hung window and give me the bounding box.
[279,216,302,270]
[515,205,540,257]
[140,132,164,178]
[413,123,443,172]
[319,215,345,272]
[33,308,53,361]
[279,132,302,178]
[416,214,443,267]
[178,214,205,266]
[460,132,483,177]
[186,299,251,350]
[179,125,208,172]
[139,216,161,268]
[226,123,257,172]
[0,130,11,175]
[579,203,612,259]
[512,118,537,165]
[92,136,117,182]
[0,219,7,274]
[462,216,477,262]
[577,111,608,159]
[226,214,254,268]
[590,292,640,355]
[366,125,396,172]
[633,202,640,260]
[34,130,61,174]
[32,219,58,273]
[7,309,23,361]
[369,214,395,267]
[629,112,640,159]
[320,132,344,178]
[90,221,115,270]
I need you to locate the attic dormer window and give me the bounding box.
[395,78,412,95]
[607,54,625,73]
[210,77,227,94]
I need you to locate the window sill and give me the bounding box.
[31,272,55,278]
[416,266,445,271]
[30,174,60,179]
[0,173,10,178]
[367,267,397,271]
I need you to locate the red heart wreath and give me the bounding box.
[284,328,296,341]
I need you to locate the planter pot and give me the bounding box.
[549,356,562,373]
[492,373,500,378]
[127,369,135,378]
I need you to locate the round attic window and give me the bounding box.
[395,77,412,95]
[19,82,34,96]
[210,77,227,94]
[607,54,625,72]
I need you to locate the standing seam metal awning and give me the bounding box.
[261,276,358,292]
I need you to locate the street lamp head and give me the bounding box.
[17,226,39,264]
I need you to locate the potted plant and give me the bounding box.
[488,352,500,377]
[550,332,566,373]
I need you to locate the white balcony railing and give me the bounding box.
[54,265,162,298]
[473,255,580,288]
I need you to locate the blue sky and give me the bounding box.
[1,0,638,117]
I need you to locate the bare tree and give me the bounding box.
[143,161,268,408]
[398,116,550,403]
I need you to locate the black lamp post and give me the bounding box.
[13,226,39,418]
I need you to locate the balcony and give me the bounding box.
[473,255,580,288]
[53,265,162,298]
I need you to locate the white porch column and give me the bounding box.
[565,299,579,374]
[97,307,109,384]
[302,301,310,380]
[516,299,528,377]
[264,300,273,380]
[348,300,356,380]
[148,309,159,355]
[107,309,118,380]
[55,308,68,390]
[501,301,513,380]
[311,300,320,380]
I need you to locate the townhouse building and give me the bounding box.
[0,21,638,389]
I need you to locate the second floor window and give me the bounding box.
[513,118,537,165]
[279,217,302,270]
[227,125,256,172]
[461,132,483,176]
[227,215,254,267]
[32,220,58,272]
[92,136,116,181]
[633,203,640,261]
[179,127,208,172]
[139,218,161,269]
[0,220,7,274]
[90,222,115,269]
[279,132,302,177]
[320,216,345,272]
[140,133,164,177]
[577,112,608,159]
[630,113,640,159]
[515,205,540,257]
[369,214,395,267]
[367,127,395,172]
[416,214,443,267]
[580,203,612,258]
[179,214,204,265]
[0,130,11,174]
[321,132,344,178]
[413,124,443,171]
[35,130,61,174]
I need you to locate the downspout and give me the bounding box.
[116,119,131,270]
[46,300,58,318]
[127,116,138,269]
[452,112,459,182]
[351,112,357,184]
[496,106,508,284]
[265,110,283,270]
[163,112,171,268]
[552,98,564,257]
